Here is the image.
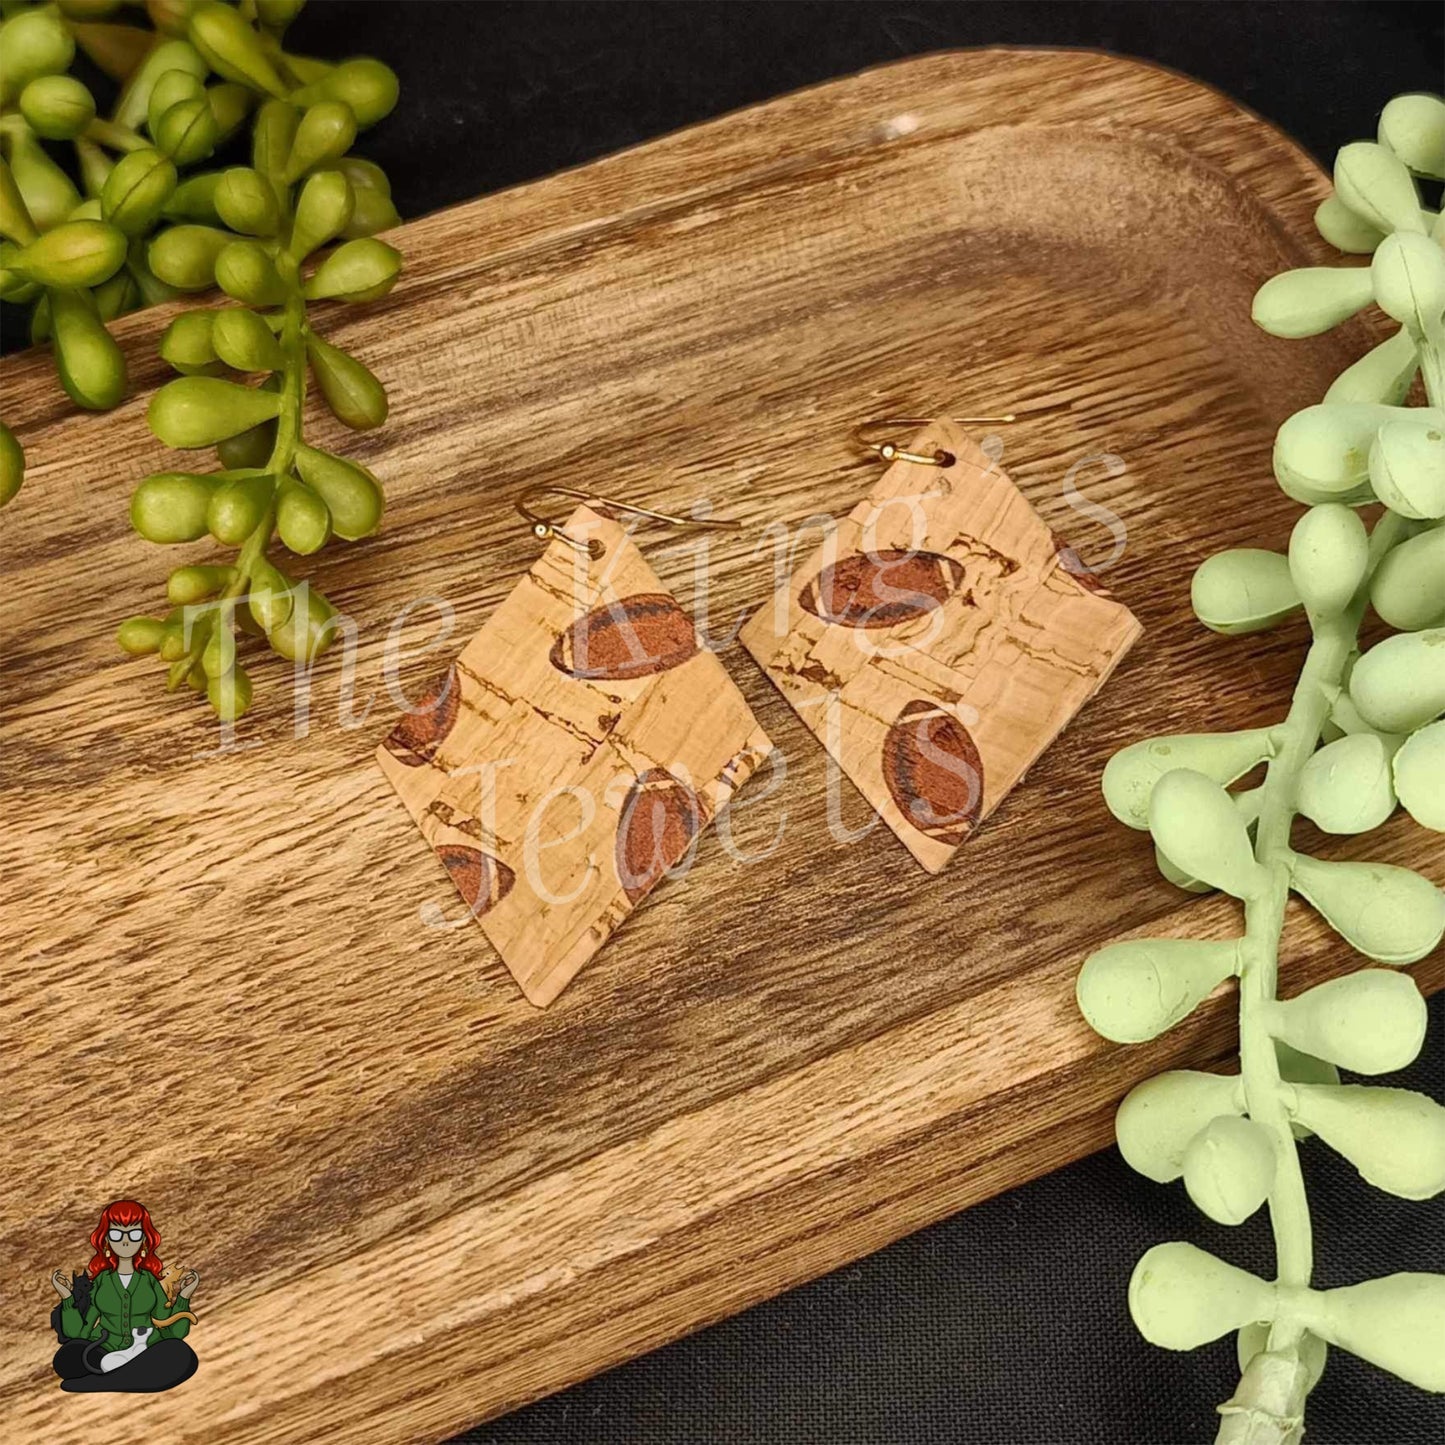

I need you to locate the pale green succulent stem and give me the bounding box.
[1217,330,1439,1443]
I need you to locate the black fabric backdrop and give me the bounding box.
[10,2,1445,1441]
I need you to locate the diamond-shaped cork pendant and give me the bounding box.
[740,419,1142,874]
[379,505,772,1006]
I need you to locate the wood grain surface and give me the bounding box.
[2,49,1440,1445]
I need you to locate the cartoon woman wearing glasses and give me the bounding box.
[48,1199,200,1392]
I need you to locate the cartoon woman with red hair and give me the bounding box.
[48,1200,201,1392]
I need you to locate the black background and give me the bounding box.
[13,3,1445,1441]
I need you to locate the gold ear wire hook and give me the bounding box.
[853,415,1016,468]
[516,485,743,559]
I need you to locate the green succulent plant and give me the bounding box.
[0,0,402,719]
[1079,92,1445,1444]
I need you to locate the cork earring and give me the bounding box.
[740,415,1143,873]
[379,486,772,1007]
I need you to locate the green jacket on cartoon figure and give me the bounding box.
[60,1268,193,1353]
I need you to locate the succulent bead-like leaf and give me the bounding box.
[1103,731,1274,831]
[159,310,220,376]
[1379,93,1445,179]
[1314,193,1386,253]
[283,100,357,184]
[1252,266,1376,338]
[1115,1070,1242,1183]
[211,307,284,372]
[1077,938,1238,1043]
[1150,771,1267,901]
[6,127,79,232]
[1272,403,1413,506]
[1371,232,1445,334]
[1290,1084,1445,1200]
[0,8,75,105]
[289,57,399,129]
[207,472,275,544]
[1370,526,1445,631]
[187,0,289,97]
[1393,721,1445,831]
[164,170,223,225]
[1296,733,1397,834]
[112,37,206,130]
[1288,504,1369,617]
[1289,853,1445,965]
[276,479,332,555]
[1369,415,1445,520]
[214,239,287,306]
[152,96,219,168]
[1302,1274,1445,1392]
[101,148,178,237]
[1348,628,1445,732]
[50,287,126,410]
[0,422,22,507]
[1272,970,1427,1075]
[306,332,388,429]
[303,237,402,302]
[1334,142,1427,235]
[289,169,353,259]
[1324,327,1420,405]
[1183,1116,1276,1226]
[213,166,281,237]
[1129,1243,1275,1351]
[20,74,97,140]
[149,376,284,448]
[130,472,220,543]
[13,219,126,289]
[148,223,231,291]
[1191,549,1301,635]
[293,445,384,540]
[266,582,336,663]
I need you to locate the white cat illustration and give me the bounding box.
[99,1327,151,1373]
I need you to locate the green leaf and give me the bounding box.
[1290,1084,1445,1200]
[1149,771,1267,901]
[1129,1243,1274,1351]
[1349,628,1445,732]
[1102,730,1274,830]
[1289,853,1445,964]
[1182,1116,1276,1225]
[1303,1274,1445,1391]
[1272,970,1427,1074]
[1114,1070,1242,1183]
[148,377,284,448]
[1393,721,1445,831]
[1297,734,1397,835]
[1077,938,1238,1043]
[1191,549,1302,634]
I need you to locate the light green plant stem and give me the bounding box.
[1217,331,1438,1442]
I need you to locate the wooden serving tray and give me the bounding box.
[2,49,1440,1445]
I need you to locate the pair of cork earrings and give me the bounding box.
[377,417,1142,1006]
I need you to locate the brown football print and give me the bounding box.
[615,768,705,903]
[550,594,700,680]
[383,664,461,766]
[881,700,985,845]
[1052,533,1111,596]
[799,549,968,629]
[434,843,515,918]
